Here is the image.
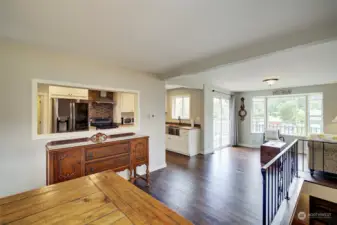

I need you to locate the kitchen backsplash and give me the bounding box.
[89,103,113,118]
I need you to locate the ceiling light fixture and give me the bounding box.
[263,78,279,86]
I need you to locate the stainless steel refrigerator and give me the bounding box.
[52,98,89,133]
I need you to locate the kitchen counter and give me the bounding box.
[119,124,136,127]
[46,133,147,151]
[0,170,192,225]
[165,124,200,130]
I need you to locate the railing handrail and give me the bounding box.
[262,139,298,170]
[298,138,337,145]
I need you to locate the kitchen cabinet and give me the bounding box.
[121,93,135,112]
[166,128,200,156]
[88,90,99,101]
[49,86,88,100]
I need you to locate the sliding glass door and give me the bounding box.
[213,97,230,149]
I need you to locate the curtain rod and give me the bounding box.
[212,89,233,96]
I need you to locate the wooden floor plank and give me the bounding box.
[135,149,263,225]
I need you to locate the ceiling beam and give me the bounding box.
[159,22,337,80]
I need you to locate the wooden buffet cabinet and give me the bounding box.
[46,134,149,186]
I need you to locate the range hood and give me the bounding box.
[95,91,114,104]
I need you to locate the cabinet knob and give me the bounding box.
[87,152,93,159]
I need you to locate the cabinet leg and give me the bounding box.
[146,164,150,187]
[129,169,134,183]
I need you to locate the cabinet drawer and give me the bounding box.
[85,142,129,161]
[180,130,189,136]
[85,155,130,175]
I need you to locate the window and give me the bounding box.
[308,94,323,134]
[172,96,190,119]
[213,97,230,149]
[251,97,265,133]
[251,93,323,136]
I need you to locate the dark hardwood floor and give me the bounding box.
[134,148,263,225]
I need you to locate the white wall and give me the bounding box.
[236,83,337,147]
[0,39,166,197]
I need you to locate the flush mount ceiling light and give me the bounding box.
[263,78,279,86]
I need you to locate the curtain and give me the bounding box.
[230,95,238,146]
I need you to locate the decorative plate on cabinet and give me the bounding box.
[90,132,108,143]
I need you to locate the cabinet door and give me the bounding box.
[71,88,88,98]
[131,138,148,166]
[166,135,172,150]
[121,93,135,112]
[49,86,88,100]
[88,90,98,101]
[54,148,82,183]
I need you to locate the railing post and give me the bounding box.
[262,168,267,225]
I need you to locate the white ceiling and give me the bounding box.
[1,0,337,74]
[166,40,337,91]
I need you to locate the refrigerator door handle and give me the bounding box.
[72,102,76,131]
[69,102,73,131]
[52,98,59,133]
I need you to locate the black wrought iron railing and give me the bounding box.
[261,139,299,225]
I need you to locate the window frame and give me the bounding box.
[250,96,266,134]
[307,93,324,134]
[171,95,191,120]
[251,93,323,137]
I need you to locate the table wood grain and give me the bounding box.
[0,170,192,225]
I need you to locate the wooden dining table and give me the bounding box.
[0,170,192,225]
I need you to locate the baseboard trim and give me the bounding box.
[137,163,167,176]
[238,143,260,149]
[117,163,167,179]
[150,163,167,172]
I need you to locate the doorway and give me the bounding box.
[213,96,230,149]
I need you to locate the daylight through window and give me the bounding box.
[172,96,190,120]
[251,93,323,136]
